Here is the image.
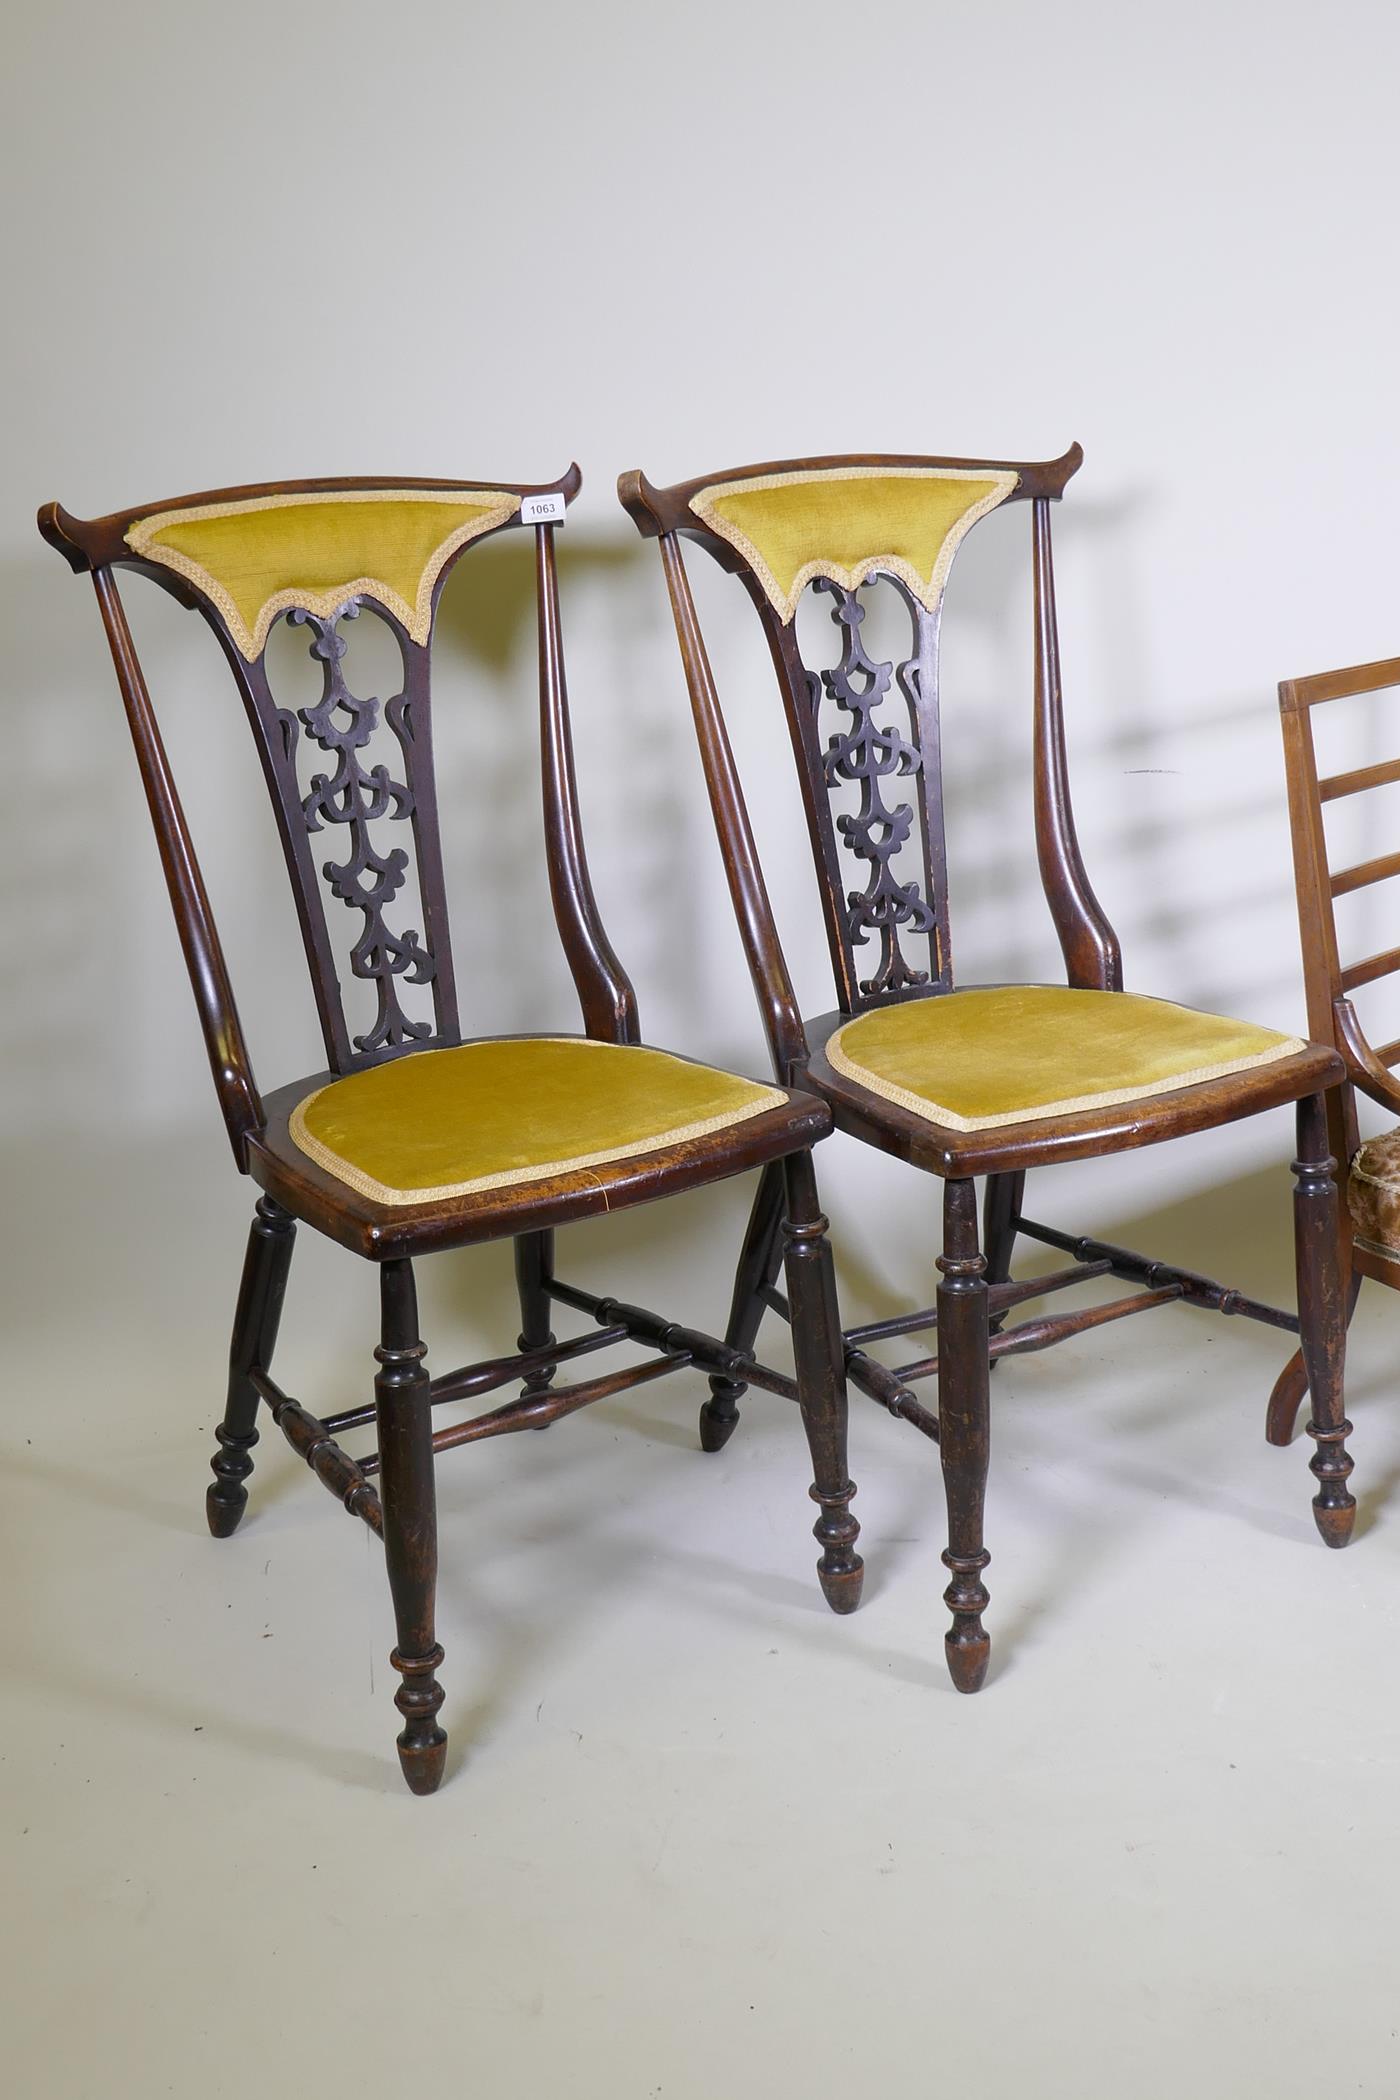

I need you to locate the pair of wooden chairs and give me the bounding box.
[40,448,1353,1794]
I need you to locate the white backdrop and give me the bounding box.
[7,0,1400,1262]
[13,25,1400,2092]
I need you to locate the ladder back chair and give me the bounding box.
[1271,652,1400,1432]
[620,443,1353,1693]
[39,468,859,1794]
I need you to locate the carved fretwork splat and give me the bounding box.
[288,604,436,1056]
[808,578,940,997]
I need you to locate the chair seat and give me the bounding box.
[291,1036,787,1202]
[804,985,1336,1176]
[825,986,1302,1130]
[247,1036,828,1257]
[1348,1128,1400,1264]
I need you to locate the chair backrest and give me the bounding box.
[39,468,638,1165]
[1279,655,1400,1120]
[619,446,1120,1082]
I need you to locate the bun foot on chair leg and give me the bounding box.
[209,1196,296,1539]
[945,1627,991,1694]
[705,1165,786,1456]
[1293,1099,1358,1553]
[1309,1418,1357,1548]
[1313,1500,1357,1550]
[396,1732,448,1797]
[206,1478,249,1538]
[206,1425,258,1537]
[818,1556,865,1615]
[699,1380,742,1453]
[812,1481,863,1614]
[392,1645,448,1795]
[942,1550,991,1693]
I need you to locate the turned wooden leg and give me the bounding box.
[514,1229,556,1415]
[207,1195,296,1538]
[1269,1082,1360,1448]
[701,1161,786,1453]
[782,1152,863,1613]
[983,1169,1025,1345]
[937,1178,992,1691]
[1294,1092,1357,1547]
[376,1259,447,1795]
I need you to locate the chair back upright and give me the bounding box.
[1279,656,1400,1151]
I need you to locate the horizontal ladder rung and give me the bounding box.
[545,1278,760,1386]
[844,1348,940,1440]
[843,1260,1116,1350]
[989,1284,1184,1361]
[891,1283,1185,1382]
[1341,945,1400,993]
[328,1279,811,1478]
[359,1354,689,1472]
[252,1371,382,1533]
[1330,847,1400,896]
[322,1324,631,1436]
[428,1325,629,1409]
[845,1304,939,1347]
[1017,1219,1299,1334]
[990,1260,1115,1310]
[1319,754,1400,802]
[743,1362,799,1402]
[435,1351,686,1447]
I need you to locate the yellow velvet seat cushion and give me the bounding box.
[690,466,1019,623]
[125,489,520,659]
[825,986,1303,1133]
[289,1037,786,1206]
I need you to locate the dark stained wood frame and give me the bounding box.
[620,444,1354,1693]
[39,467,862,1794]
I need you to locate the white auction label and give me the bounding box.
[520,492,567,524]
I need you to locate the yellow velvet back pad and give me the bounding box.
[126,489,520,657]
[690,465,1020,622]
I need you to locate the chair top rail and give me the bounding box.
[619,444,1081,543]
[1280,654,1400,712]
[39,466,581,574]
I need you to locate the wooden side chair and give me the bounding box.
[1269,652,1400,1439]
[39,468,860,1794]
[620,443,1354,1694]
